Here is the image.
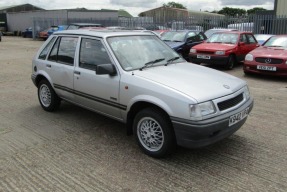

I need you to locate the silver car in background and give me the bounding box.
[31,30,253,158]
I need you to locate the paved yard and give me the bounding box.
[0,36,287,191]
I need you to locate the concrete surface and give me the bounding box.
[0,36,287,191]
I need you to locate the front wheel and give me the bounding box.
[133,108,176,158]
[225,55,236,70]
[38,80,61,112]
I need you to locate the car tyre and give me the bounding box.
[225,55,236,70]
[133,107,176,158]
[38,80,61,112]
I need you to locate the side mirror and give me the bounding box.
[96,64,116,76]
[239,42,245,46]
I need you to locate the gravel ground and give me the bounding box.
[0,36,287,192]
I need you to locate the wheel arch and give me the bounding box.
[34,72,52,87]
[126,100,173,136]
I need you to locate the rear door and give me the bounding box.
[43,36,78,101]
[73,37,122,120]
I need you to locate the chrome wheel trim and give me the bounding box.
[39,84,51,107]
[137,117,164,152]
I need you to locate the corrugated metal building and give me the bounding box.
[275,0,287,16]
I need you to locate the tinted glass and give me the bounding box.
[246,34,256,44]
[79,38,111,70]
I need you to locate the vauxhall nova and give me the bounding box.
[31,30,253,157]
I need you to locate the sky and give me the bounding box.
[0,0,275,16]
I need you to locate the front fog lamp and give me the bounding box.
[190,101,216,120]
[243,86,250,100]
[245,54,254,61]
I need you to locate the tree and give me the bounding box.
[247,7,267,15]
[218,7,246,17]
[163,1,187,9]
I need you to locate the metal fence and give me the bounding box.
[32,14,287,38]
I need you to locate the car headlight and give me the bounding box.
[190,48,196,53]
[215,51,225,55]
[245,54,254,61]
[190,101,216,120]
[243,86,250,100]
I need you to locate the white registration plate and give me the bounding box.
[229,107,249,127]
[257,65,276,71]
[197,55,210,59]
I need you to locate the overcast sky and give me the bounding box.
[0,0,275,16]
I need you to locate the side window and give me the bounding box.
[48,36,78,65]
[198,33,205,40]
[246,34,256,44]
[240,34,248,43]
[79,38,112,70]
[38,37,56,60]
[186,32,197,42]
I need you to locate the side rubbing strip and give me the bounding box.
[53,84,127,110]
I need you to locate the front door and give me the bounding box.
[73,37,122,120]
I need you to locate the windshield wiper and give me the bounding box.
[165,56,180,66]
[140,58,165,71]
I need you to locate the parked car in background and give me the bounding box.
[204,28,238,39]
[189,31,259,69]
[161,30,207,61]
[106,26,127,30]
[22,27,33,38]
[153,29,169,37]
[31,30,253,158]
[244,35,287,76]
[66,23,103,30]
[39,27,51,40]
[254,34,274,45]
[47,25,67,38]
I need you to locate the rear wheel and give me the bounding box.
[225,55,236,70]
[133,108,176,158]
[38,80,61,112]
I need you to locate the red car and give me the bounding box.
[189,31,259,69]
[244,35,287,76]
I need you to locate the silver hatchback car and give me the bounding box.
[31,30,253,158]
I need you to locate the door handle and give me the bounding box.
[46,64,51,68]
[74,71,81,75]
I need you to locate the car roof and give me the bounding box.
[54,29,154,38]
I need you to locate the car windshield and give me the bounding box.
[161,31,187,42]
[207,33,239,44]
[263,36,287,48]
[107,35,184,71]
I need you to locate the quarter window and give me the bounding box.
[48,36,78,65]
[79,38,111,70]
[38,37,56,60]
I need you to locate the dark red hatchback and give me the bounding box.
[189,31,259,69]
[244,35,287,77]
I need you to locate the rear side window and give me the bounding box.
[79,38,111,70]
[38,37,56,60]
[48,36,78,65]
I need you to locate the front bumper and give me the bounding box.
[244,62,287,77]
[171,98,253,148]
[189,54,229,65]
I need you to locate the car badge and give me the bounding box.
[223,85,230,89]
[265,58,272,63]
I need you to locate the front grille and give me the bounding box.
[255,57,283,64]
[217,93,243,111]
[197,51,214,54]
